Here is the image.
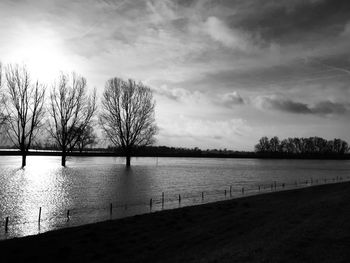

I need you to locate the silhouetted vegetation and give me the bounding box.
[0,63,7,131]
[99,78,157,166]
[48,73,97,166]
[72,125,98,153]
[255,136,349,155]
[2,65,46,167]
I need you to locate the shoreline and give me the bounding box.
[1,182,350,262]
[1,150,349,160]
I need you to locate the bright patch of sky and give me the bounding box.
[0,0,349,150]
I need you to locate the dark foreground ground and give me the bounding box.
[1,182,350,263]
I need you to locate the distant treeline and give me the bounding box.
[108,146,249,157]
[2,143,349,160]
[255,136,349,154]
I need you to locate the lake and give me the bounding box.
[1,155,349,239]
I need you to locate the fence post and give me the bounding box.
[201,192,204,201]
[38,207,42,223]
[271,184,273,191]
[67,210,70,221]
[162,192,164,208]
[110,203,113,217]
[150,198,152,210]
[178,194,181,204]
[258,185,260,191]
[274,181,276,190]
[5,217,9,232]
[241,187,244,194]
[224,189,227,197]
[230,185,232,197]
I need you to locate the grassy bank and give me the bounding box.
[1,182,350,262]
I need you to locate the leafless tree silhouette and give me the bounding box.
[3,64,46,167]
[0,63,5,128]
[99,78,157,167]
[48,73,96,166]
[69,124,97,152]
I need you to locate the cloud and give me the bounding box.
[255,95,311,114]
[255,95,349,116]
[203,16,253,50]
[153,85,203,102]
[154,86,246,109]
[312,101,348,115]
[342,21,350,36]
[220,91,245,107]
[157,115,252,149]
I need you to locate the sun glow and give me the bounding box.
[5,30,72,83]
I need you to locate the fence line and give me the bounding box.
[1,175,349,238]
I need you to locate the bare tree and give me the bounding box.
[48,73,96,166]
[99,78,157,167]
[3,64,46,167]
[69,125,97,152]
[0,63,7,129]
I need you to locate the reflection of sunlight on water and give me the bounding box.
[1,156,350,239]
[2,156,73,237]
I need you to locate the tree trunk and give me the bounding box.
[124,147,131,167]
[126,154,131,167]
[61,149,66,167]
[21,152,27,168]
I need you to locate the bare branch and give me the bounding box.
[48,72,97,166]
[2,64,46,166]
[99,77,158,166]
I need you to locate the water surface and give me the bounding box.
[0,156,349,239]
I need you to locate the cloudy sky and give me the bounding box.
[0,0,349,150]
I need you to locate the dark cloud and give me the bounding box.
[260,96,312,114]
[226,0,350,44]
[312,101,348,115]
[258,96,349,116]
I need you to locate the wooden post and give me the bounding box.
[150,198,152,210]
[201,192,204,201]
[110,203,112,217]
[242,187,244,194]
[274,181,276,190]
[38,207,42,223]
[224,189,227,197]
[258,185,260,191]
[5,217,9,232]
[230,185,232,197]
[162,192,164,207]
[271,184,273,191]
[282,183,285,188]
[178,194,181,204]
[67,210,70,221]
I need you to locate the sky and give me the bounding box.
[0,0,349,150]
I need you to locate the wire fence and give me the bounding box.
[1,175,349,240]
